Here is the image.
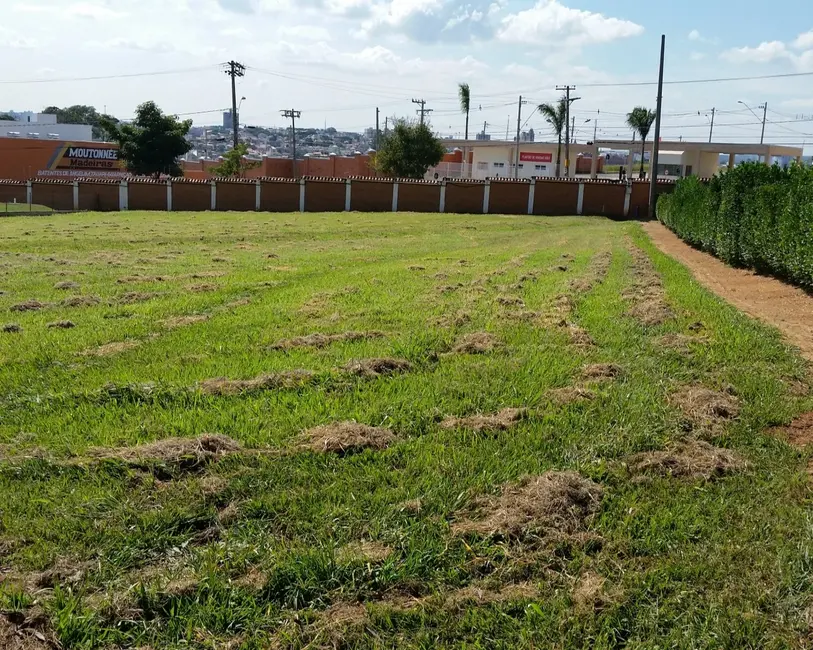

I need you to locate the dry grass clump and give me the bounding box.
[47,320,75,329]
[572,571,612,614]
[408,265,426,271]
[81,340,141,357]
[452,471,604,540]
[581,363,622,380]
[671,386,740,424]
[337,541,393,563]
[162,314,209,329]
[496,295,525,307]
[117,274,164,284]
[117,291,157,304]
[343,358,411,377]
[2,323,21,333]
[200,370,314,396]
[548,387,596,405]
[768,411,813,449]
[89,434,242,469]
[656,333,706,353]
[445,582,539,608]
[53,281,80,290]
[626,440,746,480]
[10,300,45,312]
[440,408,527,432]
[270,331,384,350]
[61,295,100,308]
[304,422,396,455]
[565,323,595,348]
[187,283,218,293]
[452,332,501,354]
[1,609,55,650]
[627,300,675,326]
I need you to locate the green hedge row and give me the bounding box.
[657,163,813,288]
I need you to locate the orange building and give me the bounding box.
[182,152,378,180]
[0,137,125,181]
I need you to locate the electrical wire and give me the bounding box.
[0,66,218,85]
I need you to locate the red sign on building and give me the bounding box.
[519,152,553,163]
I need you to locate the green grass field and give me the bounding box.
[0,202,54,214]
[0,211,812,649]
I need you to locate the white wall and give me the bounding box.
[471,145,556,179]
[0,122,93,141]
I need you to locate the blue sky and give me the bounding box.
[2,0,813,149]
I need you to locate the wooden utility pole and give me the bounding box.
[412,98,432,125]
[649,35,666,219]
[556,85,579,177]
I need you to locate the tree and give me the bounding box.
[626,107,656,179]
[374,119,445,179]
[538,96,567,178]
[42,105,118,139]
[0,113,15,121]
[100,101,192,177]
[458,83,470,140]
[211,143,259,177]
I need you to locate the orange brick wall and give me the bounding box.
[171,182,210,211]
[533,181,579,216]
[582,183,626,218]
[129,183,167,211]
[78,182,119,211]
[350,181,392,212]
[398,183,441,212]
[216,182,255,211]
[445,182,485,214]
[489,181,529,215]
[260,181,299,211]
[304,180,345,212]
[0,183,26,204]
[31,182,73,211]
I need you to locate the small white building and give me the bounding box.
[0,113,92,141]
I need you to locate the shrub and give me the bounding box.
[656,162,813,289]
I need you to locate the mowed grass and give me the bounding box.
[0,202,55,214]
[0,210,811,649]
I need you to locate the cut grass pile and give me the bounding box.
[0,210,812,649]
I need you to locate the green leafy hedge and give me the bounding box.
[657,163,813,288]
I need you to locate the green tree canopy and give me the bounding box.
[458,83,470,140]
[0,112,15,121]
[100,102,192,177]
[42,105,118,139]
[538,95,568,178]
[211,143,259,177]
[375,119,445,179]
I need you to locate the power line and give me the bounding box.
[0,66,217,85]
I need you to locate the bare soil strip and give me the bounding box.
[643,221,813,360]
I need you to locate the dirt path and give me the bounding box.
[642,221,813,361]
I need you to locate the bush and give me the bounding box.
[657,162,813,289]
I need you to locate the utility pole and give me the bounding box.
[649,35,666,219]
[505,116,510,140]
[571,116,576,144]
[224,61,245,150]
[556,85,579,177]
[514,95,528,179]
[384,117,388,135]
[708,107,715,143]
[412,98,432,125]
[375,107,380,150]
[761,102,768,145]
[280,109,301,179]
[593,110,599,142]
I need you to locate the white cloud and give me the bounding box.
[690,51,706,61]
[277,25,333,41]
[722,40,790,64]
[0,26,38,49]
[688,29,701,41]
[497,0,643,47]
[793,29,813,50]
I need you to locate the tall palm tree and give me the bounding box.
[458,83,470,140]
[538,95,567,178]
[626,107,656,179]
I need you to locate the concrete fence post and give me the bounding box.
[166,181,173,212]
[344,179,352,212]
[72,181,79,211]
[119,180,129,211]
[299,179,305,213]
[255,180,261,211]
[210,181,217,211]
[482,180,491,214]
[26,181,32,206]
[527,179,536,215]
[623,182,632,218]
[576,182,585,215]
[391,182,399,212]
[439,181,446,213]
